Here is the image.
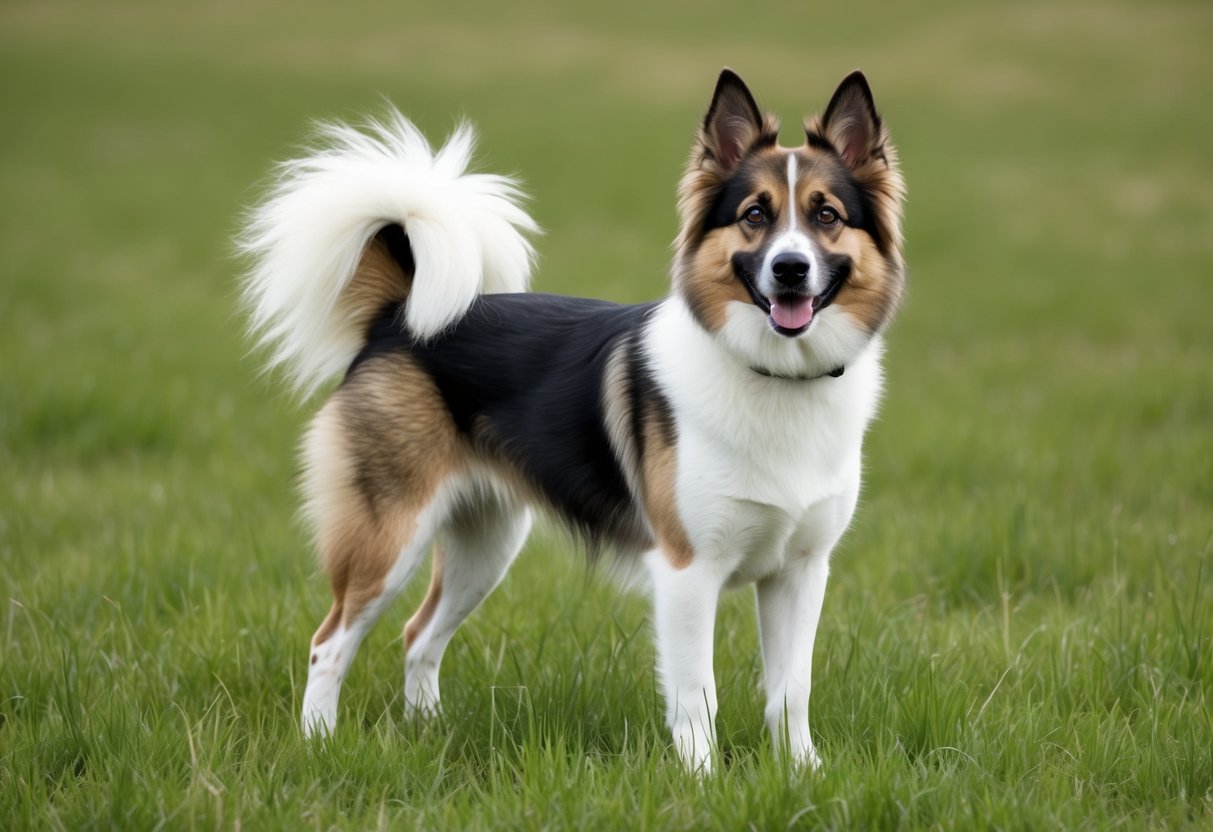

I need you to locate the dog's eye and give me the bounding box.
[743,206,765,226]
[816,206,840,226]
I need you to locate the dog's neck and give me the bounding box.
[749,364,845,382]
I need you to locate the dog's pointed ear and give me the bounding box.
[700,69,765,172]
[818,71,885,169]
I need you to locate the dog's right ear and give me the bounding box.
[699,69,767,173]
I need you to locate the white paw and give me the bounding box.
[403,667,442,719]
[671,715,716,774]
[301,701,336,738]
[301,671,341,738]
[798,742,823,771]
[781,735,822,771]
[402,694,442,720]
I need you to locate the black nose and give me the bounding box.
[771,252,810,287]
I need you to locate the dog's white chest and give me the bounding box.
[646,301,884,582]
[673,389,867,582]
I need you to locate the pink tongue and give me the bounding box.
[770,296,814,330]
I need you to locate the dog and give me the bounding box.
[241,69,905,772]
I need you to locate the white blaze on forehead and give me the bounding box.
[773,152,807,246]
[786,153,799,232]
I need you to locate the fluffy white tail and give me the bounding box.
[239,110,538,396]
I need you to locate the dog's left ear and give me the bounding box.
[817,71,886,169]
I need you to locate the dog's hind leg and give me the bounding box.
[300,494,450,738]
[298,394,455,738]
[403,494,532,717]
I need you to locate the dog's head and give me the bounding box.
[673,70,906,377]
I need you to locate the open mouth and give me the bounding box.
[769,295,818,335]
[737,271,842,337]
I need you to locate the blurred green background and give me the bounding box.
[2,0,1211,828]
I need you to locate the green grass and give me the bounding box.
[2,0,1212,828]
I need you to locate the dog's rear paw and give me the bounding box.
[403,669,442,720]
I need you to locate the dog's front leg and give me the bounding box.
[755,552,830,769]
[648,553,726,773]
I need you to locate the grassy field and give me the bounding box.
[2,0,1211,828]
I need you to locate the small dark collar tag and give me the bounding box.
[751,364,845,382]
